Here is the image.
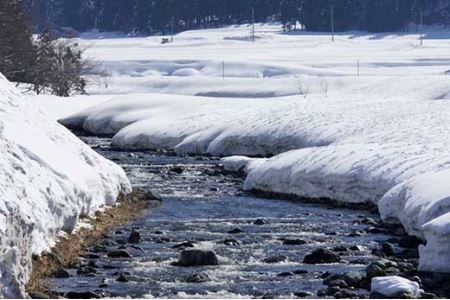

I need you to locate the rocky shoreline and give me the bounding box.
[26,191,160,298]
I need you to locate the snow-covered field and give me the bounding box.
[0,74,131,297]
[35,24,450,279]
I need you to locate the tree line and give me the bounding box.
[23,0,450,35]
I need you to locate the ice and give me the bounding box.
[371,276,423,298]
[0,74,131,297]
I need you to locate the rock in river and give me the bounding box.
[303,248,341,264]
[107,250,132,258]
[177,249,219,267]
[128,229,141,244]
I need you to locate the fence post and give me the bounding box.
[357,60,360,77]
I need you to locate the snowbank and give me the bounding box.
[53,24,450,274]
[371,276,423,298]
[0,75,131,298]
[59,74,450,273]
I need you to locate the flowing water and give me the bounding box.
[48,136,395,299]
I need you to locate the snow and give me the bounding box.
[0,74,131,297]
[371,276,423,298]
[49,23,450,274]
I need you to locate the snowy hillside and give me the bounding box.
[54,24,450,274]
[0,75,131,298]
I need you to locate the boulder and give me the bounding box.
[177,249,219,267]
[303,249,341,264]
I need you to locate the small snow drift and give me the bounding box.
[0,74,131,298]
[371,276,423,298]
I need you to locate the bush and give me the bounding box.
[0,0,88,97]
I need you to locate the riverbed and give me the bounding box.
[47,136,399,298]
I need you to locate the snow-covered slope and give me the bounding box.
[0,75,131,298]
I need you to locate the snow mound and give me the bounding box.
[0,74,131,298]
[371,276,423,298]
[171,68,200,77]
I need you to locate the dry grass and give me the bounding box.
[26,191,153,296]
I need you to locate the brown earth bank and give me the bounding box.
[25,191,158,298]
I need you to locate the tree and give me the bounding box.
[0,0,36,82]
[48,40,87,97]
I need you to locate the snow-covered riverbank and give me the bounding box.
[51,23,450,275]
[0,75,131,297]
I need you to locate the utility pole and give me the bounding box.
[420,10,424,46]
[171,16,174,42]
[330,6,335,42]
[251,7,255,42]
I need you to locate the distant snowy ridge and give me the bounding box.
[60,75,450,273]
[0,74,131,298]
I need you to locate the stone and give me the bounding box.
[334,289,357,299]
[254,219,266,225]
[29,292,50,299]
[332,245,348,252]
[128,229,141,244]
[303,248,341,264]
[263,255,287,264]
[366,261,387,279]
[52,268,70,278]
[170,165,184,174]
[381,242,396,256]
[293,291,314,298]
[329,279,348,288]
[116,273,129,282]
[350,245,365,252]
[348,232,362,237]
[177,249,219,267]
[173,241,196,249]
[399,236,423,249]
[283,239,307,246]
[222,238,240,246]
[107,250,132,258]
[293,269,308,275]
[77,265,97,276]
[147,190,162,201]
[228,228,244,234]
[185,273,210,283]
[361,217,378,226]
[64,292,100,299]
[277,272,294,277]
[342,271,365,287]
